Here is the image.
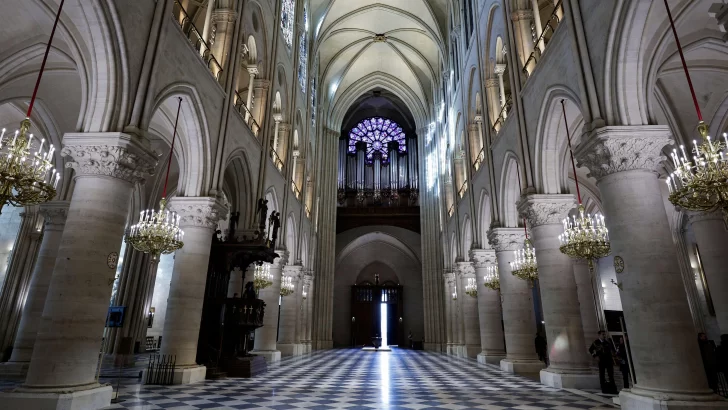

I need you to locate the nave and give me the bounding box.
[84,349,613,410]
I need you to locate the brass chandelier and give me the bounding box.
[0,0,66,214]
[126,98,185,258]
[661,0,728,221]
[254,263,273,290]
[483,265,500,291]
[557,100,611,270]
[280,275,294,296]
[465,277,478,298]
[510,238,538,283]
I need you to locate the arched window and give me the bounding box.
[298,5,308,93]
[281,0,296,49]
[348,117,406,162]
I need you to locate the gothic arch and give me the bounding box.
[499,151,521,227]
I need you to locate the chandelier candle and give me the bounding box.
[483,265,500,291]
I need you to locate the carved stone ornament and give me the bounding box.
[487,228,525,253]
[484,78,500,88]
[39,201,71,226]
[62,133,157,185]
[168,197,229,230]
[517,194,575,228]
[211,9,238,25]
[614,256,625,274]
[283,264,304,280]
[688,209,724,225]
[455,262,475,277]
[511,9,534,22]
[574,126,673,181]
[373,34,387,42]
[443,271,456,284]
[469,248,497,268]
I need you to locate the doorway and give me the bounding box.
[350,284,403,347]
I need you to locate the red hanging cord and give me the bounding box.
[561,99,582,204]
[663,0,703,122]
[162,98,183,199]
[27,0,66,119]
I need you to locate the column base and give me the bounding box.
[500,358,545,374]
[142,365,206,385]
[0,361,30,378]
[278,343,305,357]
[424,343,444,352]
[0,384,112,410]
[250,349,281,363]
[477,352,506,365]
[464,344,480,359]
[540,368,600,389]
[620,389,728,409]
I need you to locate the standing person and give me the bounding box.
[589,330,617,394]
[535,333,548,366]
[698,332,718,392]
[616,336,631,389]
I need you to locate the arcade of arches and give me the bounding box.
[0,0,726,409]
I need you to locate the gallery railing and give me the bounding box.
[173,1,223,82]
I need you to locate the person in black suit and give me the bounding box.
[589,330,617,393]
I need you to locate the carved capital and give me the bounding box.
[39,201,71,227]
[283,264,303,280]
[254,79,271,91]
[487,227,525,253]
[212,9,238,25]
[517,194,575,228]
[469,248,497,268]
[272,249,290,268]
[474,115,484,124]
[246,65,260,76]
[688,209,724,225]
[278,122,292,133]
[168,197,228,230]
[455,261,475,277]
[62,133,157,184]
[511,9,534,22]
[494,64,507,75]
[574,126,673,181]
[443,271,456,284]
[484,78,500,88]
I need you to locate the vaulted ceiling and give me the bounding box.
[311,0,447,122]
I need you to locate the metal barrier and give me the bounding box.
[145,354,176,385]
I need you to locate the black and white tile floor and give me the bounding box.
[2,349,617,409]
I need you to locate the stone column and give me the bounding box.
[443,271,455,354]
[689,211,728,336]
[470,249,507,365]
[278,265,303,356]
[200,0,215,48]
[487,228,544,374]
[531,0,545,52]
[485,78,501,128]
[302,272,313,353]
[0,202,68,377]
[251,251,288,363]
[573,259,602,353]
[456,262,480,359]
[244,66,258,123]
[210,8,237,70]
[0,208,42,360]
[452,270,466,357]
[0,134,156,410]
[160,197,227,385]
[495,64,508,114]
[252,79,270,132]
[575,126,725,408]
[511,9,535,73]
[518,194,597,389]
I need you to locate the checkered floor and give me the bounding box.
[112,349,615,409]
[2,349,616,409]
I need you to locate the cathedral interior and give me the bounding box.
[0,0,727,409]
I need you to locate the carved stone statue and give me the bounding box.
[270,212,281,249]
[256,199,268,230]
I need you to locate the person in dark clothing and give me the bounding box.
[589,330,617,394]
[616,336,631,389]
[698,332,718,392]
[535,333,548,366]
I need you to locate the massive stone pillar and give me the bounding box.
[160,197,226,385]
[488,228,544,374]
[0,134,156,410]
[0,208,42,360]
[443,271,455,355]
[689,211,728,336]
[456,262,480,359]
[251,251,288,362]
[518,194,598,389]
[0,202,69,377]
[470,249,506,365]
[278,265,304,356]
[576,126,726,409]
[302,271,313,353]
[485,78,501,128]
[573,259,602,354]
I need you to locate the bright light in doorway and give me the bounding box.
[380,303,388,348]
